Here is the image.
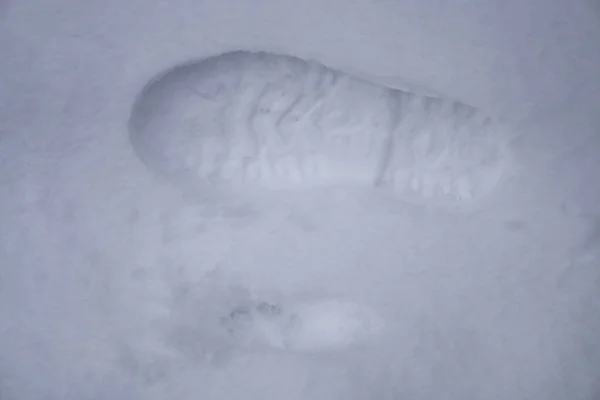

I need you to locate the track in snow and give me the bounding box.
[129,51,511,208]
[221,298,385,353]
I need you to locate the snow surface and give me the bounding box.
[130,51,511,210]
[1,0,600,399]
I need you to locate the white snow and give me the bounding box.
[223,297,385,353]
[1,0,600,399]
[131,51,511,210]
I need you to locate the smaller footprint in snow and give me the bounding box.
[221,298,385,353]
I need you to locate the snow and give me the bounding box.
[131,51,510,210]
[223,297,385,353]
[1,0,600,399]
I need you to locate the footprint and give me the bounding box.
[129,50,511,210]
[222,298,385,353]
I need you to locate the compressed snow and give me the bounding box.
[131,51,511,210]
[222,298,385,352]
